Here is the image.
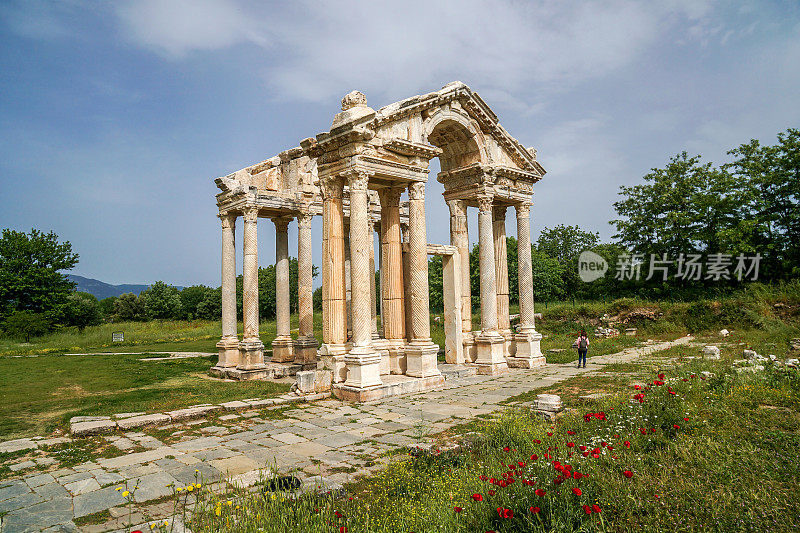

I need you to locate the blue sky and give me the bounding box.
[1,0,798,288]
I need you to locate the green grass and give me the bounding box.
[0,352,290,439]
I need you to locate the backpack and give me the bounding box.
[578,336,588,350]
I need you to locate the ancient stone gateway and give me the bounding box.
[211,81,546,401]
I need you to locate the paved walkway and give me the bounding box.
[0,336,692,532]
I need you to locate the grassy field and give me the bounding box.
[0,352,290,439]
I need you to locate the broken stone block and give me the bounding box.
[743,349,758,360]
[295,370,332,394]
[70,419,116,437]
[167,405,221,422]
[624,328,637,336]
[116,413,170,430]
[719,329,730,337]
[786,358,799,368]
[702,345,721,360]
[534,394,563,420]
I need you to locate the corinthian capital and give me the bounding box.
[492,204,507,220]
[517,202,531,218]
[219,212,237,229]
[345,170,371,191]
[319,176,344,200]
[297,211,314,226]
[447,199,466,218]
[273,217,291,232]
[408,181,425,201]
[378,187,402,208]
[243,207,259,222]
[476,194,494,213]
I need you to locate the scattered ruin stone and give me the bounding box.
[534,394,563,420]
[70,419,116,437]
[743,349,758,359]
[624,328,637,336]
[719,329,730,337]
[702,346,721,360]
[790,338,800,351]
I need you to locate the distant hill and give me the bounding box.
[67,275,183,300]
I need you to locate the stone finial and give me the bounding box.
[341,91,367,111]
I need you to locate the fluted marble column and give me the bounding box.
[368,218,379,340]
[214,213,239,370]
[475,194,507,374]
[238,206,265,371]
[379,187,406,374]
[271,217,294,363]
[319,176,347,381]
[405,182,441,378]
[294,211,318,366]
[343,171,382,389]
[493,205,512,356]
[510,202,544,367]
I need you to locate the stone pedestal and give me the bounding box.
[385,339,407,374]
[405,343,440,378]
[214,337,240,371]
[508,331,545,368]
[475,333,507,374]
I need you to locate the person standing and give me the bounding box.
[575,330,589,368]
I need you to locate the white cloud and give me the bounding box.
[114,0,267,57]
[109,0,718,103]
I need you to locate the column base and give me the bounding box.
[405,341,442,378]
[500,329,515,358]
[333,373,445,402]
[462,331,477,363]
[475,332,508,375]
[238,339,265,371]
[271,336,294,363]
[293,336,319,368]
[385,339,407,375]
[343,349,383,389]
[372,338,391,375]
[214,337,240,371]
[318,343,348,384]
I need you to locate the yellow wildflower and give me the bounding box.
[122,491,129,497]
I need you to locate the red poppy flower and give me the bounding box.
[530,454,538,461]
[471,493,483,502]
[683,417,689,421]
[567,430,575,435]
[582,504,592,514]
[673,424,680,429]
[340,528,348,533]
[496,508,513,519]
[503,446,510,451]
[573,472,583,479]
[572,487,582,496]
[592,504,601,513]
[518,461,525,467]
[658,373,665,380]
[335,511,342,518]
[534,439,541,444]
[623,470,634,478]
[567,442,575,448]
[579,445,587,451]
[454,507,462,513]
[547,432,553,436]
[535,489,546,496]
[488,490,496,496]
[479,475,487,481]
[529,506,541,513]
[607,445,614,451]
[624,441,631,448]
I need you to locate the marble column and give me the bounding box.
[238,206,265,372]
[447,199,474,356]
[319,176,348,382]
[214,213,239,371]
[475,194,507,374]
[343,171,382,389]
[270,217,294,363]
[379,187,406,374]
[493,205,513,356]
[368,218,379,340]
[405,182,441,378]
[294,211,318,366]
[510,202,544,367]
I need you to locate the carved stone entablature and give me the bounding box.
[383,139,443,159]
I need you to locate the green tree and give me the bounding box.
[62,291,101,331]
[140,281,182,320]
[98,296,117,319]
[428,255,444,312]
[726,128,800,278]
[0,228,78,321]
[113,293,146,321]
[537,224,600,297]
[180,285,213,320]
[195,287,221,320]
[612,152,741,259]
[3,310,51,341]
[531,249,565,302]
